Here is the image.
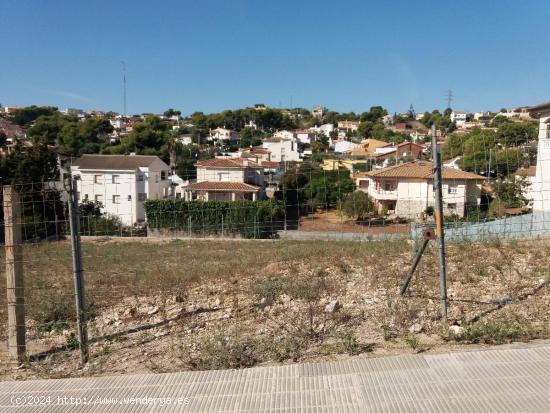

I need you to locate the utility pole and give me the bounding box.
[445,90,454,110]
[121,60,127,117]
[3,186,25,364]
[431,125,448,321]
[66,176,89,364]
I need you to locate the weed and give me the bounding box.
[66,333,79,351]
[403,333,419,350]
[338,329,359,355]
[459,320,525,345]
[184,327,259,370]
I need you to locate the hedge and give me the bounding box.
[144,200,284,239]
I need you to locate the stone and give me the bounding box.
[147,306,159,315]
[325,300,340,314]
[409,323,423,334]
[449,325,464,337]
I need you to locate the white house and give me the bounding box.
[176,134,194,145]
[333,139,361,154]
[274,130,296,140]
[71,155,171,225]
[527,102,550,211]
[337,120,360,132]
[450,111,467,127]
[363,160,484,218]
[185,158,264,201]
[310,123,334,138]
[294,129,317,144]
[262,137,301,162]
[208,127,238,144]
[515,165,536,204]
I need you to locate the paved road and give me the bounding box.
[1,341,549,412]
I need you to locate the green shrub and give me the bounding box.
[403,333,419,350]
[144,199,283,239]
[461,320,525,345]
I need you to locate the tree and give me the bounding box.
[488,177,530,217]
[27,113,70,145]
[312,132,329,154]
[239,127,254,148]
[360,106,388,122]
[163,108,181,118]
[340,191,373,220]
[56,118,113,156]
[10,105,58,126]
[496,122,538,147]
[0,131,7,147]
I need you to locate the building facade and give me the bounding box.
[71,155,171,225]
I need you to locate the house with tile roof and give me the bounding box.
[185,158,265,201]
[362,160,485,218]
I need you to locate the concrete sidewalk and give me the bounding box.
[1,340,549,412]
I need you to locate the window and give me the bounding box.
[84,194,89,201]
[138,193,147,202]
[447,203,457,210]
[112,195,120,204]
[95,194,103,204]
[137,174,144,182]
[112,175,120,184]
[94,175,103,184]
[161,171,167,180]
[127,195,132,201]
[218,172,230,182]
[155,174,159,183]
[448,184,458,194]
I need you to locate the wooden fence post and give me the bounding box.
[3,185,26,364]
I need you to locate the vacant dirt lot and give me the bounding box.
[299,210,409,234]
[0,237,549,381]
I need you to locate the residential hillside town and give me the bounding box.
[1,102,548,232]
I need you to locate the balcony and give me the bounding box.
[370,188,398,200]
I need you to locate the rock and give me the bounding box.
[409,323,423,334]
[165,304,183,318]
[147,306,159,315]
[214,298,221,307]
[449,325,464,337]
[325,300,340,314]
[154,330,169,338]
[280,294,292,304]
[258,297,273,309]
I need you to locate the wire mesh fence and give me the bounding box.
[2,115,550,379]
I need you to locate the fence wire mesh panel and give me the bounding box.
[1,108,550,381]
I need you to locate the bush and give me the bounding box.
[460,320,526,345]
[185,328,260,370]
[340,191,374,220]
[144,199,283,239]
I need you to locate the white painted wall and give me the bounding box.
[72,159,170,225]
[532,113,550,211]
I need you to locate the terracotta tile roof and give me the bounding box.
[353,172,368,178]
[366,160,485,181]
[186,181,260,192]
[516,165,536,177]
[244,147,270,154]
[260,161,280,168]
[195,158,262,168]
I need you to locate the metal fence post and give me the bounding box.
[432,125,448,321]
[3,186,26,364]
[66,176,89,364]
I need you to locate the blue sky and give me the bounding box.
[1,0,549,116]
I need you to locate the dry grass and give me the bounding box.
[0,237,549,380]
